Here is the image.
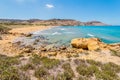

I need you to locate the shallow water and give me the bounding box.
[33,26,120,45]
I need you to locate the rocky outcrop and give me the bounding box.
[71,38,106,50]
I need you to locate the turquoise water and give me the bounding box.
[33,26,120,45]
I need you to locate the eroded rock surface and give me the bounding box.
[71,38,107,50]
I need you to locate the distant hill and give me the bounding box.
[0,19,107,26]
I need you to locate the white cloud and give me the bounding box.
[46,4,54,9]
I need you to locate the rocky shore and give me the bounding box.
[1,30,120,65]
[0,25,120,64]
[0,25,120,80]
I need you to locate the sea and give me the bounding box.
[33,26,120,45]
[14,26,120,47]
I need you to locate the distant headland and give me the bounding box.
[0,19,107,26]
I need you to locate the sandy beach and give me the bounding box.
[9,26,56,34]
[0,26,56,56]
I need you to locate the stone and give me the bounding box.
[71,38,103,51]
[60,46,66,50]
[87,41,99,51]
[22,48,31,53]
[71,38,89,49]
[40,47,47,51]
[12,41,22,47]
[25,33,33,37]
[48,52,57,56]
[0,36,2,40]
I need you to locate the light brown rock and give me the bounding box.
[71,38,104,50]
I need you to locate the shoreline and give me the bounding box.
[0,26,57,56]
[9,26,57,34]
[0,25,120,65]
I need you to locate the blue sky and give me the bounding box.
[0,0,120,25]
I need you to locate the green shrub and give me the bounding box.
[31,54,41,65]
[44,75,54,80]
[95,62,120,80]
[41,57,60,69]
[56,74,66,80]
[78,76,89,80]
[76,66,88,76]
[0,67,20,80]
[0,55,19,71]
[86,65,99,76]
[0,55,30,80]
[110,49,120,57]
[56,72,74,80]
[21,63,35,71]
[62,63,75,80]
[31,54,60,69]
[95,70,119,80]
[76,64,99,77]
[0,25,10,34]
[0,67,30,80]
[34,67,48,79]
[101,62,120,73]
[86,59,102,66]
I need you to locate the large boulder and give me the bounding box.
[71,38,104,50]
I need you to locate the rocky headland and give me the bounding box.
[0,19,107,26]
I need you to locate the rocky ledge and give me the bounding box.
[71,38,107,51]
[71,38,120,50]
[3,36,119,59]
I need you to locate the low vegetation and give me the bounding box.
[62,63,75,80]
[76,59,120,80]
[0,55,30,80]
[0,54,120,80]
[110,49,120,57]
[34,67,48,79]
[0,25,11,34]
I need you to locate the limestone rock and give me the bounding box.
[71,38,88,49]
[71,38,104,50]
[48,52,57,56]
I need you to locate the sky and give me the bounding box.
[0,0,120,25]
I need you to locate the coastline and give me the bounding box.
[9,26,57,34]
[0,25,120,65]
[0,26,57,56]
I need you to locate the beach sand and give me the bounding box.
[9,26,55,34]
[0,26,56,56]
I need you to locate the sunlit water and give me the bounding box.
[32,26,120,45]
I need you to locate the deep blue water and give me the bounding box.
[33,26,120,45]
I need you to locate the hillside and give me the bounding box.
[0,19,107,26]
